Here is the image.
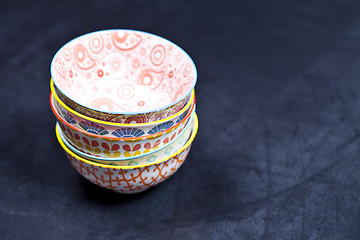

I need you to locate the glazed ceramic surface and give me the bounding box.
[58,110,194,159]
[50,82,195,137]
[51,29,197,123]
[51,92,195,159]
[55,114,199,194]
[57,113,196,166]
[54,84,192,123]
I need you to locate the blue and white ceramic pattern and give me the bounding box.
[58,113,197,166]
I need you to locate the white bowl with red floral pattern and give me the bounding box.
[55,113,199,194]
[50,29,197,123]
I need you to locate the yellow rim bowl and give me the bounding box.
[55,113,199,169]
[50,78,195,127]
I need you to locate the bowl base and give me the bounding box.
[112,187,150,194]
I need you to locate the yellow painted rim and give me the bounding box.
[50,78,195,127]
[55,113,199,169]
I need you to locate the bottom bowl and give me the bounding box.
[55,114,199,194]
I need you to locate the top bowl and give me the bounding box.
[51,29,197,123]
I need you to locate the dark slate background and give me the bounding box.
[1,0,360,239]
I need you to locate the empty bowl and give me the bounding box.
[50,29,197,123]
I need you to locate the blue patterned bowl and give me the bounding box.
[51,91,196,159]
[58,112,196,165]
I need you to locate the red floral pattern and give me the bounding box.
[51,30,196,123]
[66,144,191,193]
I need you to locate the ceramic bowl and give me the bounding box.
[50,29,197,123]
[50,79,195,137]
[58,110,195,160]
[57,113,197,166]
[50,92,195,159]
[55,114,199,194]
[53,84,192,124]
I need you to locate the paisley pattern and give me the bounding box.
[51,30,196,122]
[150,45,166,66]
[62,46,72,61]
[111,31,142,50]
[74,44,95,69]
[137,69,164,89]
[89,34,104,54]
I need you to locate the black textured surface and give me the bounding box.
[1,0,360,239]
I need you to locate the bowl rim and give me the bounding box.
[50,29,197,115]
[56,110,195,161]
[56,113,198,169]
[50,78,195,127]
[50,91,196,140]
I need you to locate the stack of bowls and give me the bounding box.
[50,30,198,194]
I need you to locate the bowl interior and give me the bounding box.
[51,29,197,114]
